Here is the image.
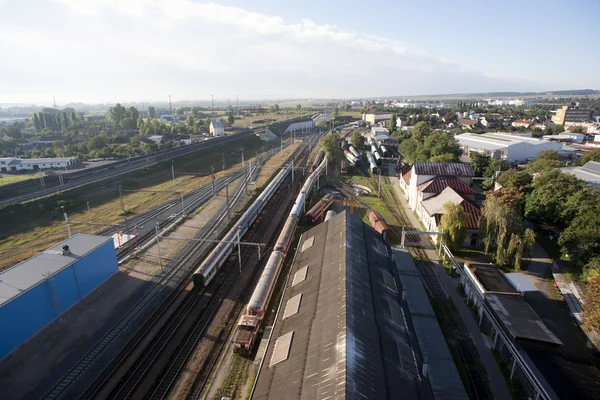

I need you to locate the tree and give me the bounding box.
[470,153,491,177]
[39,113,46,129]
[524,170,584,225]
[576,150,600,166]
[107,103,127,126]
[482,159,510,178]
[350,130,364,150]
[559,206,600,267]
[412,121,430,140]
[429,153,456,163]
[423,133,462,161]
[62,111,69,127]
[561,187,600,225]
[175,108,184,116]
[496,169,532,192]
[296,104,302,110]
[186,114,195,128]
[319,134,342,161]
[33,113,41,131]
[148,106,156,119]
[71,111,77,122]
[122,118,137,130]
[488,187,524,213]
[525,150,562,174]
[227,113,235,125]
[126,106,139,121]
[440,202,468,250]
[389,113,397,133]
[399,137,421,164]
[583,271,600,332]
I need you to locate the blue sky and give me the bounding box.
[0,0,598,104]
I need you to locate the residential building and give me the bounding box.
[0,157,78,172]
[210,120,225,137]
[542,133,585,143]
[455,132,564,162]
[362,112,393,126]
[253,211,467,399]
[551,106,592,125]
[511,119,533,129]
[159,115,177,123]
[400,162,474,211]
[480,117,499,128]
[561,161,600,186]
[457,118,480,130]
[396,115,408,127]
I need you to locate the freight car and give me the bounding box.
[305,193,334,223]
[344,150,359,165]
[349,145,360,159]
[369,210,391,241]
[366,152,378,173]
[311,149,325,172]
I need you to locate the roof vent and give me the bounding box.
[62,245,71,256]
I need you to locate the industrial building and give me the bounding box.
[0,157,78,172]
[551,106,592,125]
[0,234,118,360]
[561,160,600,186]
[252,211,467,400]
[362,112,393,126]
[454,132,564,162]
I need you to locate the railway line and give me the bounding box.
[338,173,494,400]
[38,138,309,400]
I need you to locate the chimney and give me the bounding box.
[61,245,71,256]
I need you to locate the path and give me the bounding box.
[390,177,512,400]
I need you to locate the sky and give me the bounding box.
[1,0,599,105]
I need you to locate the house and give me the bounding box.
[396,116,408,127]
[418,187,482,247]
[0,157,78,172]
[362,113,393,126]
[561,161,600,186]
[397,163,480,247]
[159,115,177,123]
[480,117,499,128]
[458,118,480,130]
[455,132,564,162]
[210,120,225,137]
[401,162,474,211]
[512,119,533,129]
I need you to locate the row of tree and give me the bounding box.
[397,121,463,163]
[32,110,77,131]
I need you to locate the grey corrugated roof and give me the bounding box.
[392,248,469,400]
[0,234,113,307]
[253,212,431,399]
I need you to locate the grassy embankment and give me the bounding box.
[0,175,37,187]
[0,135,281,270]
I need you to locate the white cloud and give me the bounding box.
[0,0,545,103]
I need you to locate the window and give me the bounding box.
[301,236,314,252]
[270,331,294,367]
[292,266,308,286]
[283,294,302,319]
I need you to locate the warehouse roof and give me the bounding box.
[561,161,600,186]
[392,249,468,400]
[253,211,435,399]
[0,234,112,307]
[456,132,560,150]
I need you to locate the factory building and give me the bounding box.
[0,157,78,172]
[454,132,564,162]
[0,234,118,360]
[252,211,467,400]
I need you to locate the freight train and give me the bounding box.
[192,164,291,288]
[344,149,359,165]
[366,152,378,173]
[311,149,325,172]
[305,193,334,223]
[232,155,328,355]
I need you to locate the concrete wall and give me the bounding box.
[505,141,563,162]
[0,240,118,359]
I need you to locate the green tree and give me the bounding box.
[389,113,397,133]
[33,113,41,131]
[126,106,139,121]
[429,153,456,163]
[87,135,107,152]
[62,111,69,127]
[147,106,156,119]
[319,134,342,161]
[561,187,600,224]
[296,104,302,110]
[412,121,430,140]
[122,118,137,130]
[496,169,532,191]
[423,133,462,161]
[470,153,491,177]
[559,201,600,267]
[227,113,235,125]
[525,150,562,173]
[399,137,420,164]
[175,108,184,116]
[39,113,46,129]
[480,195,524,262]
[440,202,468,250]
[186,114,195,127]
[71,111,77,122]
[582,272,600,331]
[524,170,584,225]
[350,130,364,150]
[483,159,510,178]
[576,150,600,166]
[107,103,127,126]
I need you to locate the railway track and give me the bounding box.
[339,173,493,400]
[40,140,310,400]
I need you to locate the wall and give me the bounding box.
[506,141,563,162]
[0,240,118,359]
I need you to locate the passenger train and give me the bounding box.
[192,164,291,287]
[233,155,328,354]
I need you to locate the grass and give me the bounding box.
[0,135,284,270]
[0,174,36,187]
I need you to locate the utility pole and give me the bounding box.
[61,206,71,238]
[222,152,225,171]
[169,95,172,115]
[241,149,245,169]
[87,202,94,234]
[119,185,130,233]
[291,159,294,183]
[155,223,163,272]
[211,166,215,195]
[180,191,185,216]
[236,94,239,115]
[226,183,230,219]
[211,94,214,110]
[171,160,175,188]
[237,226,242,275]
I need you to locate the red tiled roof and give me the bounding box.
[460,199,482,230]
[402,167,412,184]
[458,118,477,126]
[413,162,474,177]
[418,176,477,195]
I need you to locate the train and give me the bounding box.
[233,155,328,355]
[373,150,382,165]
[192,164,291,288]
[305,193,334,223]
[369,210,391,241]
[344,150,359,166]
[311,149,325,172]
[366,152,378,173]
[380,145,389,157]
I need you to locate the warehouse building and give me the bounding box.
[454,132,563,162]
[0,157,78,172]
[0,234,118,360]
[252,211,467,400]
